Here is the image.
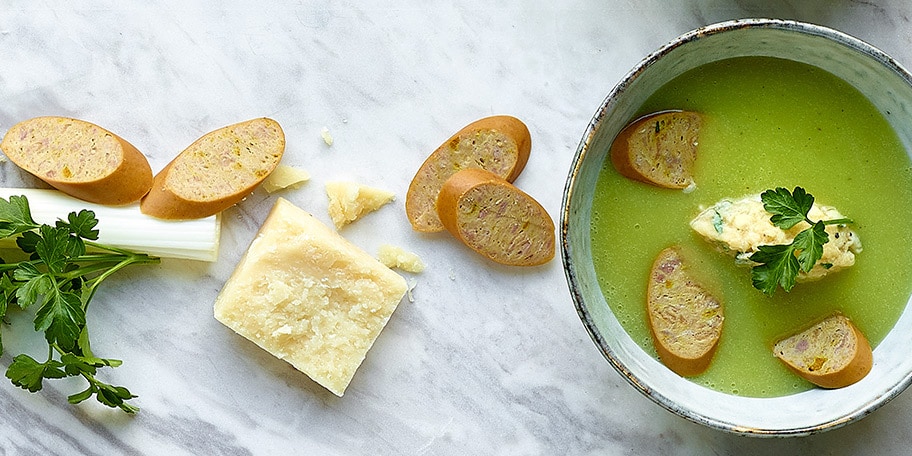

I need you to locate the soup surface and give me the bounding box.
[590,56,912,397]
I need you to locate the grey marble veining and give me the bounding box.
[1,1,912,454]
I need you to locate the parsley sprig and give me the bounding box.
[0,195,159,413]
[749,187,852,296]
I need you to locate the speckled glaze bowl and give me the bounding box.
[561,19,912,436]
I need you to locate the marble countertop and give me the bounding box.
[2,1,912,454]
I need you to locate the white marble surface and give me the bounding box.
[2,1,912,454]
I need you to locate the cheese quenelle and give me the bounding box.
[690,193,861,282]
[214,198,407,396]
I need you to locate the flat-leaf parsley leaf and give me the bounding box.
[749,187,852,296]
[0,196,158,413]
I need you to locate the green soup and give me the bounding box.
[590,56,912,397]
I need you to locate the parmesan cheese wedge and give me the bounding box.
[213,198,407,396]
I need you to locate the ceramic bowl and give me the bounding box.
[561,18,912,436]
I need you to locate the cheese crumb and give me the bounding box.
[326,181,395,228]
[213,198,408,396]
[262,164,311,193]
[378,244,426,273]
[321,126,333,146]
[406,278,418,303]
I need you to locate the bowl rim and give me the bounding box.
[561,17,912,437]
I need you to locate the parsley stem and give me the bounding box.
[84,240,154,258]
[64,254,160,309]
[48,342,139,413]
[64,255,158,279]
[822,217,853,226]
